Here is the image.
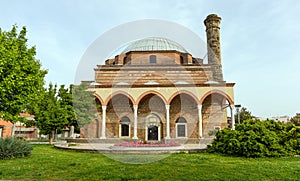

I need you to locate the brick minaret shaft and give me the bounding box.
[204,14,223,81]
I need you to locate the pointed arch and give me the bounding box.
[104,91,135,106]
[200,90,234,105]
[93,93,104,105]
[136,90,167,105]
[167,90,199,105]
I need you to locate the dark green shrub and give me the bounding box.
[208,120,300,157]
[0,137,33,160]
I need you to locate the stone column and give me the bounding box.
[100,105,107,139]
[11,124,15,137]
[97,118,101,138]
[230,105,235,130]
[165,105,170,139]
[133,105,138,139]
[70,125,75,138]
[197,104,203,138]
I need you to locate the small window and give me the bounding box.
[177,125,186,137]
[214,126,221,131]
[120,117,130,137]
[180,56,184,64]
[123,56,131,65]
[176,117,187,138]
[121,124,129,136]
[150,55,156,64]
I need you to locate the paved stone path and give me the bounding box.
[54,142,207,154]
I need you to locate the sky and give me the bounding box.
[1,0,300,118]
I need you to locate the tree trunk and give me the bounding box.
[49,130,55,144]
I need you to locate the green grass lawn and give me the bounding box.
[1,145,300,181]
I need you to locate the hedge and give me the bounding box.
[207,120,300,157]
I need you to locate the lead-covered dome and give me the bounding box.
[122,37,188,54]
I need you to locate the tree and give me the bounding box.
[0,25,47,122]
[72,83,96,128]
[35,83,96,142]
[58,85,76,129]
[34,84,70,143]
[290,113,300,126]
[235,107,253,123]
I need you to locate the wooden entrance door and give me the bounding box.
[147,125,158,140]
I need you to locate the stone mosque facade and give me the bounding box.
[81,14,236,143]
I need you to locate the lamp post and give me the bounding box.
[235,104,241,124]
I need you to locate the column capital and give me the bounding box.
[133,105,138,109]
[102,105,107,110]
[165,104,170,110]
[197,104,202,110]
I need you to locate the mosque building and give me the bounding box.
[81,14,235,143]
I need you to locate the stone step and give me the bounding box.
[65,137,214,145]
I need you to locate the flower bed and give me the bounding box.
[114,141,181,147]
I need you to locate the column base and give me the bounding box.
[100,136,106,139]
[164,136,171,139]
[132,136,138,140]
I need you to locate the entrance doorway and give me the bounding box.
[145,114,161,141]
[147,125,158,140]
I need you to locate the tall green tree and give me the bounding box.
[290,113,300,126]
[72,83,96,128]
[0,25,47,122]
[235,107,253,124]
[34,84,69,143]
[58,85,76,127]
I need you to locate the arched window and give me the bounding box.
[176,117,187,138]
[150,55,156,64]
[119,117,130,137]
[180,56,184,64]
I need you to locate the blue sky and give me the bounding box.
[1,0,300,118]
